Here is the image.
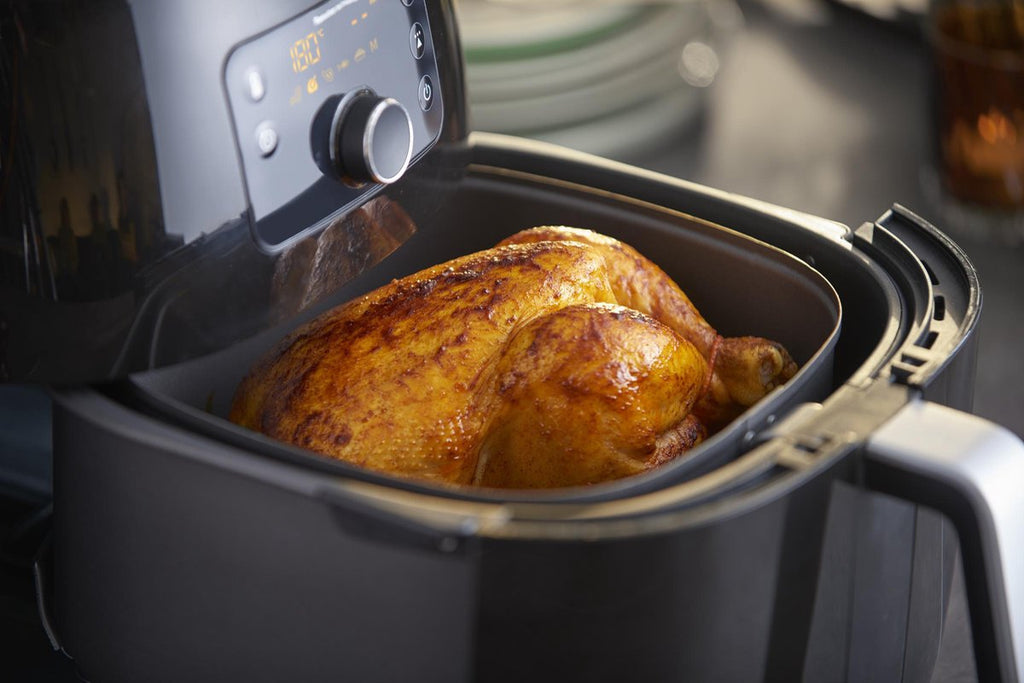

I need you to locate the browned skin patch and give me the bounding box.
[473,303,706,489]
[648,414,707,469]
[231,241,619,484]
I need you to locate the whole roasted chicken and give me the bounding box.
[230,227,797,489]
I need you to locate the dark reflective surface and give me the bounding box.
[0,0,462,382]
[0,0,167,305]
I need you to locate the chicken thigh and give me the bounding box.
[499,226,798,428]
[475,302,706,488]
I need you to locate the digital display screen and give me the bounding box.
[290,28,324,73]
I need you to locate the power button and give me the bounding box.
[418,75,434,111]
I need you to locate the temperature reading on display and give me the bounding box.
[290,30,324,73]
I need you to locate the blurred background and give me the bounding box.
[455,0,1024,442]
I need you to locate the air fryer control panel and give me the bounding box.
[224,0,442,249]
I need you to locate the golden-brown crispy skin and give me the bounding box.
[231,227,797,488]
[497,226,717,352]
[231,240,621,484]
[475,303,706,488]
[498,226,798,429]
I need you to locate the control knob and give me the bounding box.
[312,89,414,185]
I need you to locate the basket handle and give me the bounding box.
[864,399,1024,683]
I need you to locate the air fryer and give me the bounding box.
[1,1,1021,682]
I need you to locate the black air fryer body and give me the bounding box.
[2,2,1022,682]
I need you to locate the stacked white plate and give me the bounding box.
[456,0,740,159]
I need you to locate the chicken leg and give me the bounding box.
[497,226,798,428]
[475,302,707,488]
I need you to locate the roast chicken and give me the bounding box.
[230,227,797,489]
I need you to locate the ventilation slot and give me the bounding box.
[891,365,914,383]
[933,295,946,321]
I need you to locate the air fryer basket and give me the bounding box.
[123,158,841,502]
